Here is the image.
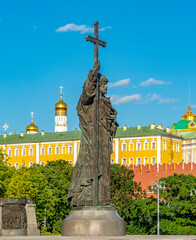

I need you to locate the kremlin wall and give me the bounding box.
[0,87,196,192]
[128,162,196,194]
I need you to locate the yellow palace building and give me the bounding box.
[7,84,196,168]
[0,88,185,169]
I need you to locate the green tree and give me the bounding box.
[110,164,147,234]
[39,160,73,233]
[5,165,52,230]
[156,173,196,235]
[0,150,15,197]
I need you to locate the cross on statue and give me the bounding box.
[86,21,107,206]
[59,86,64,95]
[86,21,107,67]
[3,124,9,133]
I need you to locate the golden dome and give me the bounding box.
[181,105,196,120]
[26,122,39,132]
[55,93,68,111]
[26,112,39,133]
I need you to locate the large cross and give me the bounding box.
[86,21,107,67]
[3,124,9,133]
[86,21,107,206]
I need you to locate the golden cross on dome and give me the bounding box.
[59,86,64,95]
[31,112,34,122]
[3,124,9,133]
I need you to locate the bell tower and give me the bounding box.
[55,87,68,132]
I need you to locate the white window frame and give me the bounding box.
[151,140,156,150]
[22,146,26,157]
[121,141,127,151]
[8,148,12,157]
[68,160,72,164]
[151,157,156,164]
[14,147,19,157]
[143,140,149,151]
[22,162,26,167]
[163,140,167,151]
[48,145,52,155]
[129,141,134,151]
[29,146,33,156]
[55,145,60,155]
[136,141,141,151]
[40,161,45,166]
[122,158,126,165]
[41,146,45,155]
[68,145,72,154]
[111,159,114,164]
[129,158,134,165]
[177,142,179,152]
[136,157,141,165]
[61,145,66,154]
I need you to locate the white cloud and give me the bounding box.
[140,77,171,87]
[55,23,112,34]
[145,93,178,104]
[110,94,142,105]
[108,78,130,88]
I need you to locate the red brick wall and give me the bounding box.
[127,163,196,195]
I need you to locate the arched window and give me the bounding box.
[55,145,60,154]
[48,145,52,155]
[136,141,141,151]
[121,141,127,151]
[68,145,72,154]
[22,146,26,156]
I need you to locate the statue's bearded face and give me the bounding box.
[99,82,107,94]
[99,75,108,94]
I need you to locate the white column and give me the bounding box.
[36,143,40,164]
[74,141,77,165]
[157,136,161,172]
[115,139,119,164]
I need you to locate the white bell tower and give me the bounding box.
[55,86,68,132]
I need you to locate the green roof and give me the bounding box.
[0,126,182,145]
[172,120,196,130]
[175,131,196,140]
[0,129,82,145]
[115,126,181,138]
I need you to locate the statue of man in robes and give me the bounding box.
[67,61,118,206]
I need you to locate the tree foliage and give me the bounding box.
[0,159,195,235]
[157,173,196,235]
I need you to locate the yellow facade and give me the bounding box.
[0,128,182,169]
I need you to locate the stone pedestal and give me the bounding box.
[0,198,40,236]
[25,204,40,236]
[62,206,126,236]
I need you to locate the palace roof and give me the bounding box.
[0,125,181,145]
[172,120,196,130]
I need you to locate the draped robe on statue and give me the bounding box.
[68,70,118,207]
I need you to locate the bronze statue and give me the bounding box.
[68,22,118,207]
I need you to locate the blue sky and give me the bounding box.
[0,0,196,134]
